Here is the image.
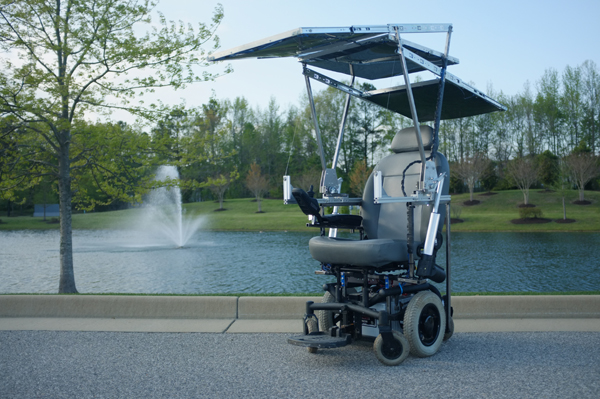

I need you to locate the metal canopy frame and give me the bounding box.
[210,24,505,193]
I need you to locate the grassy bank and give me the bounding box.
[0,189,599,232]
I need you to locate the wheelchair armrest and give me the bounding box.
[292,188,320,217]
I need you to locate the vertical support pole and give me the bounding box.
[331,66,355,170]
[362,268,369,308]
[304,69,327,171]
[407,203,415,278]
[329,66,355,239]
[394,28,426,184]
[432,26,453,156]
[445,202,452,323]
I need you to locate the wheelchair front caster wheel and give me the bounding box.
[373,330,409,366]
[306,318,319,354]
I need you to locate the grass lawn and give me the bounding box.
[449,189,600,232]
[0,189,598,232]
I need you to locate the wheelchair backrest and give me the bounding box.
[361,126,450,248]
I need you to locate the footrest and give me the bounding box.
[288,333,352,349]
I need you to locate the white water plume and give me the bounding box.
[135,165,204,248]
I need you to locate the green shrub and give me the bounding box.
[519,207,543,219]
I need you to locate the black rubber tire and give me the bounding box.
[441,295,454,341]
[373,330,410,366]
[306,318,319,353]
[444,316,454,341]
[317,291,336,332]
[403,291,446,358]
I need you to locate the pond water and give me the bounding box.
[0,230,598,294]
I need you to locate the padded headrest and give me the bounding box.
[390,126,433,153]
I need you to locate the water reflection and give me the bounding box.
[0,230,598,294]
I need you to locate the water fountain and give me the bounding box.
[135,165,204,248]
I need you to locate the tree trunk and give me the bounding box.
[562,196,566,219]
[57,135,78,294]
[257,195,262,212]
[523,189,529,205]
[579,188,585,202]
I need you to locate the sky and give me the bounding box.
[114,0,600,122]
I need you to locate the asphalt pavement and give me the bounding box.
[1,330,599,398]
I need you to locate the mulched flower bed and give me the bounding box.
[555,218,576,223]
[450,218,464,224]
[463,200,481,206]
[479,192,498,196]
[573,200,592,205]
[510,218,552,224]
[517,203,536,208]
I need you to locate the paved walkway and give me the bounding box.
[2,295,599,398]
[1,330,599,398]
[2,316,600,333]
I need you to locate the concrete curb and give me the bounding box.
[237,296,322,319]
[0,295,238,319]
[1,295,599,333]
[451,295,600,319]
[2,295,599,319]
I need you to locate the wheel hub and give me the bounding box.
[418,304,441,346]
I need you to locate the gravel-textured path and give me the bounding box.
[1,331,599,398]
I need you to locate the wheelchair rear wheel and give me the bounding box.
[317,291,337,332]
[403,291,446,357]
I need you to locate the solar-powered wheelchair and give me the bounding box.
[210,24,505,365]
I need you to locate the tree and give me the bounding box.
[294,168,321,192]
[564,152,599,203]
[536,69,563,155]
[351,83,383,166]
[536,150,560,187]
[245,163,269,213]
[206,170,238,211]
[581,60,600,153]
[452,153,491,202]
[348,158,372,197]
[0,0,227,293]
[551,160,573,221]
[506,157,539,206]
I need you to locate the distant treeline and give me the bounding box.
[2,60,599,213]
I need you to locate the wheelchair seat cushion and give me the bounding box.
[309,236,407,268]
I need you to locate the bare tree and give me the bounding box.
[506,157,539,205]
[564,153,599,202]
[551,160,573,220]
[349,158,373,197]
[452,153,491,202]
[245,163,269,213]
[294,168,321,192]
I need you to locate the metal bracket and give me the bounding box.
[303,67,367,98]
[283,176,297,205]
[373,169,449,206]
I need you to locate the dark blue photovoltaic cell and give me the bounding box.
[209,27,458,80]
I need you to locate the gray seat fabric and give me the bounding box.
[308,126,450,268]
